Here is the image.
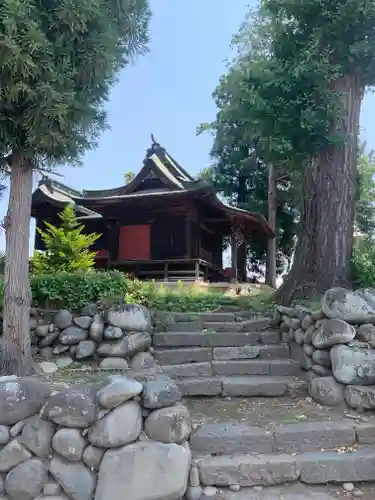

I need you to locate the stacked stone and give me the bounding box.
[30,304,157,373]
[275,287,375,410]
[0,373,193,500]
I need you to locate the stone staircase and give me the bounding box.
[190,418,375,495]
[153,311,303,398]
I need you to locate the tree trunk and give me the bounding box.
[265,162,277,288]
[275,75,364,304]
[2,153,34,375]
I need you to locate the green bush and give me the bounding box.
[31,270,147,310]
[352,236,375,287]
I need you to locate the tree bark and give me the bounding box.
[265,162,277,288]
[2,153,34,375]
[275,75,364,304]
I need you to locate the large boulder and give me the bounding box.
[144,405,192,444]
[20,415,55,458]
[96,376,143,409]
[54,310,73,330]
[142,376,182,409]
[88,401,142,448]
[107,305,152,332]
[308,376,345,406]
[0,440,32,472]
[49,456,96,500]
[96,332,151,358]
[331,345,375,385]
[5,458,47,500]
[52,429,86,462]
[0,377,52,425]
[94,441,191,500]
[312,319,355,349]
[322,287,375,320]
[344,385,375,410]
[59,326,88,345]
[41,387,97,428]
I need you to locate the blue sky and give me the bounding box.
[0,0,374,252]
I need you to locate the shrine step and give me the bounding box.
[190,420,367,456]
[153,330,281,347]
[176,375,304,397]
[197,447,375,487]
[154,344,290,365]
[161,359,300,378]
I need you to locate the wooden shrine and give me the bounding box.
[31,138,274,282]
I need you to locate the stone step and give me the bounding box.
[177,375,303,397]
[161,359,300,378]
[155,311,237,322]
[153,331,281,347]
[197,447,375,487]
[154,345,290,365]
[190,420,367,456]
[199,484,350,500]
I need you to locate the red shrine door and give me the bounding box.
[118,225,151,260]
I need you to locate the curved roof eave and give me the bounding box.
[206,191,275,238]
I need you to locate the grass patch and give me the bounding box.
[148,282,275,313]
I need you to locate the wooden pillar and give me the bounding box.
[231,229,238,283]
[185,215,191,258]
[106,219,119,267]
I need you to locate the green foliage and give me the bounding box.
[0,0,151,166]
[352,236,375,287]
[31,270,144,309]
[124,172,135,184]
[356,147,375,235]
[31,205,101,273]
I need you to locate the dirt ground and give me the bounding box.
[184,394,375,428]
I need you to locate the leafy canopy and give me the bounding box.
[0,0,151,167]
[31,205,101,273]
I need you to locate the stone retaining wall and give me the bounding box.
[0,373,194,500]
[275,287,375,410]
[30,304,157,374]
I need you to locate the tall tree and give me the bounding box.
[199,14,297,280]
[0,0,151,375]
[208,1,375,303]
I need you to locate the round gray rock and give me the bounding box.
[322,287,375,320]
[312,318,355,349]
[107,304,152,332]
[35,324,50,337]
[308,376,345,406]
[144,404,192,443]
[49,455,96,500]
[0,377,52,425]
[20,415,55,458]
[89,314,105,342]
[0,439,32,472]
[82,445,105,471]
[5,458,47,500]
[97,376,143,409]
[312,349,332,367]
[41,388,96,428]
[75,340,96,360]
[331,344,375,385]
[94,441,191,500]
[74,316,92,330]
[52,428,86,461]
[142,376,182,409]
[104,326,124,340]
[59,326,88,345]
[88,401,142,448]
[344,385,375,410]
[54,310,73,330]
